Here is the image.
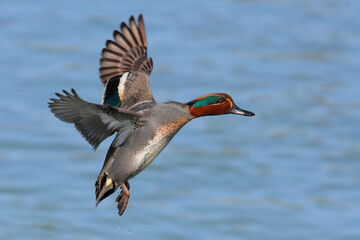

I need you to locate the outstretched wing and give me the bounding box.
[48,89,144,150]
[100,14,155,109]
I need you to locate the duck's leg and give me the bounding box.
[116,181,130,216]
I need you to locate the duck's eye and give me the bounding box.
[217,98,225,104]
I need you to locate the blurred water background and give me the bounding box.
[1,0,359,239]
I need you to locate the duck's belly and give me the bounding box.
[130,133,174,178]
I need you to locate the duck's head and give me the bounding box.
[186,93,255,118]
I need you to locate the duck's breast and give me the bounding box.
[109,103,192,182]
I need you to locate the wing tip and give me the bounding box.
[99,14,150,84]
[129,15,135,22]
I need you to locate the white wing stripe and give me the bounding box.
[118,72,129,102]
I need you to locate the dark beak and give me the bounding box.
[230,105,255,116]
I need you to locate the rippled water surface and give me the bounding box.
[1,0,360,239]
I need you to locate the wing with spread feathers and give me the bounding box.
[49,89,144,150]
[100,15,155,109]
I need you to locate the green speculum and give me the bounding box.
[104,93,121,107]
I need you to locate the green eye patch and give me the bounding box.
[193,96,225,108]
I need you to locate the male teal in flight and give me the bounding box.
[49,15,254,216]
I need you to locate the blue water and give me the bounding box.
[1,0,360,239]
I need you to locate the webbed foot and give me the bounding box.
[116,181,130,216]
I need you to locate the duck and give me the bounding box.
[48,14,255,216]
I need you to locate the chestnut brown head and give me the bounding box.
[186,93,255,118]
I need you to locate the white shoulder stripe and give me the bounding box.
[118,72,130,102]
[101,80,109,105]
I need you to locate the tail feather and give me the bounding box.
[95,171,117,207]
